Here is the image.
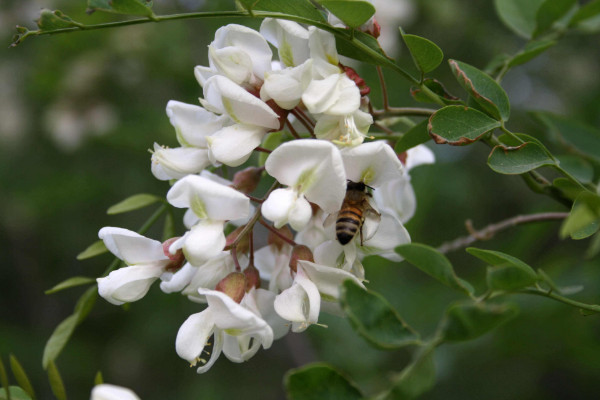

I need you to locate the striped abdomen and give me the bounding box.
[336,205,363,245]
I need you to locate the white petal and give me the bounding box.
[183,220,226,265]
[362,211,411,260]
[151,144,211,181]
[253,244,294,292]
[222,334,262,363]
[246,288,290,340]
[160,262,197,293]
[288,195,312,231]
[208,45,254,85]
[265,139,346,213]
[97,264,164,305]
[314,110,373,146]
[194,65,217,87]
[372,175,416,224]
[274,268,320,332]
[260,19,310,67]
[207,124,266,167]
[308,26,339,66]
[183,252,236,300]
[167,174,250,221]
[203,76,279,129]
[91,384,140,400]
[341,141,403,187]
[166,100,228,147]
[98,227,167,265]
[212,24,273,79]
[298,260,365,301]
[261,188,296,228]
[405,144,435,171]
[260,61,313,110]
[175,309,221,370]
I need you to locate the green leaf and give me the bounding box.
[440,302,519,342]
[488,142,556,174]
[0,387,32,400]
[335,29,391,66]
[553,178,585,201]
[494,0,546,38]
[586,232,600,259]
[284,363,363,400]
[400,29,444,74]
[319,0,375,28]
[107,193,161,215]
[449,60,510,121]
[560,192,600,239]
[36,10,81,30]
[531,112,600,163]
[253,0,326,22]
[340,280,420,349]
[386,348,436,400]
[0,357,9,398]
[555,155,594,183]
[43,287,97,369]
[46,362,66,400]
[467,247,538,291]
[396,244,474,295]
[428,106,501,146]
[534,0,577,37]
[94,371,103,386]
[8,357,34,400]
[76,240,108,261]
[394,120,430,154]
[87,0,154,17]
[508,40,556,67]
[259,131,283,166]
[410,78,460,104]
[569,0,600,26]
[466,247,537,272]
[162,211,176,241]
[45,277,96,295]
[237,0,259,12]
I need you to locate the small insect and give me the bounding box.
[335,180,380,245]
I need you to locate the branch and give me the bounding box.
[436,212,569,254]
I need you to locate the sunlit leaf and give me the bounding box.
[400,29,444,74]
[340,280,420,349]
[395,120,430,154]
[560,192,600,239]
[428,106,501,146]
[46,362,66,400]
[319,0,375,28]
[488,142,556,174]
[107,193,161,215]
[449,60,510,121]
[8,356,35,400]
[87,0,155,17]
[396,244,474,295]
[440,302,519,341]
[386,347,435,400]
[76,240,108,260]
[285,363,363,400]
[494,0,546,38]
[534,0,577,37]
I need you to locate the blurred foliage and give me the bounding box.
[1,0,599,398]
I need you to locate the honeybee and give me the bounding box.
[335,181,380,245]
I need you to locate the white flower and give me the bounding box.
[150,143,211,180]
[260,19,310,68]
[167,175,249,265]
[176,289,273,373]
[294,207,329,251]
[262,140,346,231]
[96,227,170,305]
[260,60,313,110]
[341,141,403,187]
[91,384,140,400]
[314,109,373,146]
[166,100,229,148]
[302,73,360,116]
[254,243,294,293]
[182,252,238,303]
[273,266,320,332]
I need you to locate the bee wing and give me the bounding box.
[362,203,381,242]
[323,211,338,228]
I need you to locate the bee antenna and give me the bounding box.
[366,184,375,191]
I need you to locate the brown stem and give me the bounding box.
[286,119,301,139]
[259,218,297,246]
[437,212,569,254]
[255,147,272,154]
[371,107,436,118]
[290,108,316,137]
[231,246,241,271]
[249,228,255,266]
[376,65,389,111]
[373,122,395,136]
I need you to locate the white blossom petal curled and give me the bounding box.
[308,26,339,67]
[182,220,227,266]
[167,175,250,221]
[341,141,403,187]
[183,252,237,302]
[99,227,167,265]
[274,268,320,332]
[260,60,313,110]
[176,308,222,372]
[160,262,197,294]
[91,384,140,400]
[314,109,373,146]
[208,45,254,86]
[254,244,294,292]
[97,264,165,305]
[260,19,310,67]
[405,144,435,171]
[203,76,280,129]
[298,260,365,301]
[265,139,346,213]
[244,288,290,340]
[166,100,228,147]
[362,211,411,261]
[302,73,360,116]
[372,175,416,224]
[207,124,267,167]
[151,143,210,181]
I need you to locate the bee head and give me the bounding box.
[346,180,374,191]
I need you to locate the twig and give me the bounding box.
[255,147,272,154]
[373,122,395,136]
[375,65,389,111]
[286,119,301,139]
[371,107,436,118]
[437,212,569,254]
[259,218,297,246]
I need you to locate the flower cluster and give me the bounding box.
[96,20,434,373]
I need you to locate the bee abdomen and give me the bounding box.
[336,216,361,245]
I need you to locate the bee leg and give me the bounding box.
[360,224,364,246]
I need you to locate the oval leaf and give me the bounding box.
[508,40,556,67]
[340,280,420,349]
[285,363,363,400]
[335,29,393,66]
[466,248,538,291]
[411,78,460,104]
[87,0,154,17]
[8,356,35,400]
[466,247,537,273]
[46,362,66,400]
[76,240,108,260]
[449,60,510,121]
[556,155,594,183]
[440,302,519,342]
[36,10,80,30]
[396,244,474,295]
[45,277,96,295]
[428,106,501,146]
[0,387,33,400]
[253,0,326,23]
[570,0,600,25]
[107,193,161,215]
[488,142,556,174]
[553,177,585,201]
[386,348,436,400]
[560,192,600,239]
[395,120,430,154]
[400,29,444,74]
[494,0,546,38]
[534,0,577,37]
[320,0,375,28]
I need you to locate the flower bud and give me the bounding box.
[231,167,263,194]
[289,245,314,273]
[244,264,261,291]
[216,272,247,303]
[368,18,381,39]
[162,237,185,272]
[224,225,249,254]
[267,225,294,250]
[342,65,370,96]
